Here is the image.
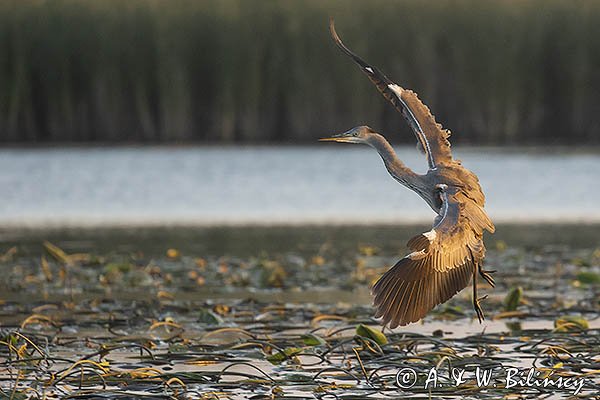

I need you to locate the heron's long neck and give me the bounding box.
[367,134,419,187]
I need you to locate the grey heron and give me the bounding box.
[321,19,496,328]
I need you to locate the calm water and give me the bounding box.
[0,146,598,227]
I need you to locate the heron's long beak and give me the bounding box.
[318,135,354,143]
[319,128,361,143]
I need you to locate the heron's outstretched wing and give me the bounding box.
[329,19,453,169]
[371,187,493,328]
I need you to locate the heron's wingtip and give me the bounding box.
[329,17,342,45]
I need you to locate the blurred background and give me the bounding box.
[0,0,599,227]
[1,0,600,145]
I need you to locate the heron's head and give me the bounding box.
[319,125,375,144]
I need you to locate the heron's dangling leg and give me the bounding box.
[478,264,496,288]
[472,265,487,323]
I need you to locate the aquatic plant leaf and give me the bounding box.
[311,314,347,326]
[358,245,379,256]
[157,290,174,300]
[20,314,58,329]
[198,308,223,325]
[504,286,523,311]
[301,333,326,346]
[68,253,93,263]
[40,256,53,282]
[104,262,132,274]
[554,316,589,332]
[505,322,522,332]
[259,261,287,288]
[576,271,600,285]
[166,248,180,259]
[0,246,17,263]
[571,257,590,267]
[356,324,388,346]
[266,347,302,364]
[43,241,71,264]
[168,343,188,353]
[0,393,28,400]
[311,255,326,266]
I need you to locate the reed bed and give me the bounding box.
[1,0,600,144]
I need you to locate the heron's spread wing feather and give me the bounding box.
[372,188,488,328]
[329,19,453,169]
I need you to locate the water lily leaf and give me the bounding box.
[259,261,287,288]
[40,256,53,282]
[554,316,589,332]
[311,255,325,266]
[166,248,180,259]
[356,324,388,346]
[0,246,17,263]
[104,262,132,274]
[198,308,223,325]
[358,245,379,256]
[301,333,326,346]
[576,271,600,285]
[169,343,188,353]
[43,241,71,264]
[504,286,523,311]
[266,347,302,364]
[68,253,93,263]
[505,322,522,332]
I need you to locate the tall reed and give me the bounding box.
[1,0,599,144]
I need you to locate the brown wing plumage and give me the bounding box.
[329,19,453,169]
[372,187,493,328]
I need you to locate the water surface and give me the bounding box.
[0,146,598,227]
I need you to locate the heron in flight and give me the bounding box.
[321,20,496,328]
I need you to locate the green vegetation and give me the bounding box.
[1,235,599,397]
[503,286,523,311]
[1,0,600,144]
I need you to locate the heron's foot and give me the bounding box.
[478,268,496,288]
[473,294,488,323]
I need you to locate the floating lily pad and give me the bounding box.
[504,286,523,311]
[554,316,589,332]
[576,271,600,285]
[355,324,388,346]
[198,308,223,325]
[266,347,302,364]
[301,333,326,346]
